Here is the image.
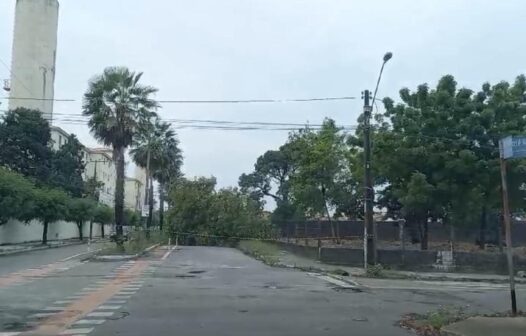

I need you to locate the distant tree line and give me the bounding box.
[239,75,526,249]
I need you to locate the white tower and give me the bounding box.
[8,0,59,122]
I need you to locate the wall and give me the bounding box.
[274,241,526,274]
[0,219,112,245]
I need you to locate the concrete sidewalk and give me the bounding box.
[0,239,85,256]
[276,248,526,284]
[442,316,526,336]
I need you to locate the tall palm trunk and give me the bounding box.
[42,221,49,245]
[159,184,165,231]
[147,176,154,238]
[114,146,126,242]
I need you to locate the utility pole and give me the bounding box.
[362,52,393,267]
[499,140,517,315]
[362,89,376,265]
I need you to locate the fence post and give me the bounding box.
[399,219,406,265]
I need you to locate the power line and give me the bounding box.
[0,96,359,104]
[158,96,357,103]
[0,97,75,102]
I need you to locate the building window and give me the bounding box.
[58,135,62,147]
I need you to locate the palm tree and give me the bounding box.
[132,119,183,231]
[83,67,158,243]
[154,135,183,230]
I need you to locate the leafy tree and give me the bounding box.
[29,187,69,244]
[50,134,86,197]
[375,74,526,249]
[0,167,36,224]
[0,108,53,182]
[83,66,159,244]
[239,142,301,225]
[288,119,350,240]
[93,204,114,238]
[167,177,271,242]
[66,198,97,240]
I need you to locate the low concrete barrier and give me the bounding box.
[274,241,526,274]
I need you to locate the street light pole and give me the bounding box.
[363,52,393,266]
[499,140,517,315]
[362,89,375,266]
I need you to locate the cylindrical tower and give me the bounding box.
[8,0,59,122]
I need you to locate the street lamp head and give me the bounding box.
[383,52,393,63]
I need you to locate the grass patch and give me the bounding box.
[238,240,280,266]
[400,306,469,335]
[365,264,385,277]
[99,230,163,255]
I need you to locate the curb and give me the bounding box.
[352,272,526,284]
[93,243,160,262]
[0,241,84,257]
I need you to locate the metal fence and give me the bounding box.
[275,219,526,250]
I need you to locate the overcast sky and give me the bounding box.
[1,0,525,196]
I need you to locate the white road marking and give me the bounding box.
[0,332,21,336]
[60,327,94,334]
[74,319,106,325]
[161,246,177,260]
[112,295,131,299]
[61,249,102,262]
[54,300,74,304]
[29,312,56,318]
[42,307,65,311]
[97,305,122,310]
[106,300,127,304]
[87,312,113,317]
[315,275,357,289]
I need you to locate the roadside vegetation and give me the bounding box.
[238,240,281,266]
[239,75,526,250]
[166,177,274,244]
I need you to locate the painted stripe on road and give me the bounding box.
[60,327,94,335]
[74,319,106,325]
[87,312,113,317]
[97,305,121,310]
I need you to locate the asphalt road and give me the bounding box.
[0,245,525,335]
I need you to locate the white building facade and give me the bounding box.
[8,0,60,122]
[125,177,143,212]
[84,148,115,207]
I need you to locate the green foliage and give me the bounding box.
[365,264,385,277]
[167,177,272,240]
[0,108,53,182]
[0,167,36,224]
[50,135,86,197]
[93,204,114,225]
[30,188,69,224]
[375,75,526,239]
[66,197,97,240]
[66,198,97,224]
[131,117,183,230]
[123,209,140,227]
[83,66,159,237]
[237,240,280,266]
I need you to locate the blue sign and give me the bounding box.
[500,136,526,159]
